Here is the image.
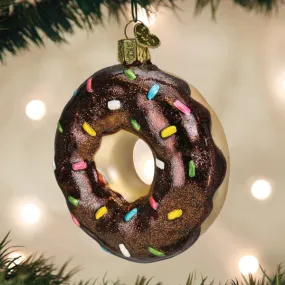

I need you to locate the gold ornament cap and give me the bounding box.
[118,38,151,65]
[118,22,161,65]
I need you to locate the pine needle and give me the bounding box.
[0,232,284,285]
[0,0,283,62]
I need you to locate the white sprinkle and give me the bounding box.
[108,100,121,110]
[119,244,131,257]
[52,158,56,170]
[155,159,165,170]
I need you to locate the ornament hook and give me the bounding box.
[124,19,143,39]
[131,0,138,23]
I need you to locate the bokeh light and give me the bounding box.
[21,203,41,224]
[8,252,26,268]
[238,255,259,275]
[251,179,272,200]
[25,100,46,120]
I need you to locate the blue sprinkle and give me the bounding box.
[73,89,78,97]
[101,246,110,253]
[124,208,138,222]
[147,84,160,100]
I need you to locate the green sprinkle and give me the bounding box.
[124,69,136,80]
[130,119,141,131]
[189,160,196,178]
[58,122,63,133]
[148,247,165,257]
[68,196,79,207]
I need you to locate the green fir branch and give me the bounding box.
[0,0,13,8]
[0,0,284,63]
[0,232,284,285]
[0,0,175,63]
[194,0,280,19]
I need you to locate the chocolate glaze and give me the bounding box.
[54,63,227,263]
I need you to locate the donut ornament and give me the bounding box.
[54,22,229,263]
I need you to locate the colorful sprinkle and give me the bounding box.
[160,126,177,138]
[71,215,80,227]
[108,100,121,110]
[82,122,96,137]
[155,158,165,170]
[168,209,183,220]
[57,122,63,133]
[95,206,107,220]
[119,244,131,257]
[73,90,78,97]
[72,161,87,171]
[68,196,79,207]
[189,160,196,178]
[130,119,141,131]
[124,69,136,80]
[173,100,191,115]
[148,247,165,257]
[124,208,138,222]
[86,77,93,92]
[147,84,160,100]
[149,196,158,210]
[52,158,56,171]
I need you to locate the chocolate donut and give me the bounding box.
[54,62,228,263]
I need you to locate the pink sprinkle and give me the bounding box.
[86,77,93,93]
[173,100,191,115]
[71,215,80,227]
[149,196,158,210]
[72,161,87,171]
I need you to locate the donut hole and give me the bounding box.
[94,130,155,202]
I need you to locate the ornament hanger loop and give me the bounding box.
[131,0,138,22]
[124,19,143,39]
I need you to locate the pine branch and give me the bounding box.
[0,233,80,285]
[194,0,280,19]
[0,232,284,285]
[0,0,284,63]
[0,0,13,7]
[0,0,175,63]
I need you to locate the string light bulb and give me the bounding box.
[251,179,272,200]
[25,100,46,120]
[8,252,26,268]
[238,255,259,275]
[21,203,41,224]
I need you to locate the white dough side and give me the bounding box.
[189,84,230,235]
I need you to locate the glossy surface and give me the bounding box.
[2,2,284,280]
[54,63,227,263]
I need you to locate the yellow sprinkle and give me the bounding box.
[161,126,177,138]
[95,206,107,220]
[82,122,96,137]
[168,209,183,220]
